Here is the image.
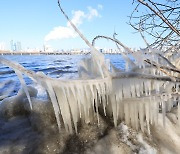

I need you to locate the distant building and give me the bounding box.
[43,44,53,52]
[10,40,22,51]
[0,42,5,50]
[10,40,14,51]
[16,42,22,51]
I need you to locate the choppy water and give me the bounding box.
[0,54,125,99]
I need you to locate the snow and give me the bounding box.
[137,133,157,154]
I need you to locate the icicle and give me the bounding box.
[145,98,150,134]
[134,102,139,130]
[130,101,135,129]
[89,84,96,113]
[110,95,118,127]
[84,84,94,122]
[162,99,166,127]
[140,80,145,95]
[147,80,151,95]
[124,102,130,126]
[96,83,102,104]
[101,91,107,116]
[75,85,84,119]
[82,85,89,123]
[122,79,132,98]
[150,96,153,125]
[149,96,153,124]
[138,101,144,132]
[62,85,73,133]
[119,84,123,101]
[83,84,94,124]
[155,96,159,126]
[118,100,124,121]
[67,85,79,133]
[144,81,151,96]
[46,81,61,131]
[130,80,136,98]
[155,81,160,94]
[93,84,100,125]
[135,80,141,97]
[178,98,180,126]
[79,85,88,123]
[102,95,107,116]
[115,94,120,120]
[14,69,32,110]
[76,86,83,119]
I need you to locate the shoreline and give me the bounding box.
[0,50,124,55]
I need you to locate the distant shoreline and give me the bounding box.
[0,50,123,55]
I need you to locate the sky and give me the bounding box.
[0,0,147,50]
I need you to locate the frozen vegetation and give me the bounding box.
[0,1,180,153]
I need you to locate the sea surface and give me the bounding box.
[0,54,125,99]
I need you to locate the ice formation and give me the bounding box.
[0,0,179,134]
[0,45,179,134]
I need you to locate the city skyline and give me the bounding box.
[10,40,22,51]
[0,0,148,51]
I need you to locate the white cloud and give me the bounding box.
[44,26,77,41]
[44,6,102,42]
[45,10,84,42]
[87,6,101,20]
[69,10,85,26]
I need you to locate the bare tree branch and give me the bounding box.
[137,0,180,35]
[129,0,180,50]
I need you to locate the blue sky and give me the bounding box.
[0,0,147,50]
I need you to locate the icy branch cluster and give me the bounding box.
[0,46,179,134]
